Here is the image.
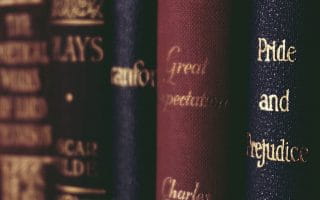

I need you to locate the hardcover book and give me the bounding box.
[246,1,313,199]
[156,1,231,199]
[109,0,157,199]
[0,1,53,199]
[48,0,109,199]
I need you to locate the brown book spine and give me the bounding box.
[156,1,231,200]
[0,1,54,200]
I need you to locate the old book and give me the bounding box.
[156,0,231,199]
[48,0,109,199]
[109,0,157,199]
[246,1,313,199]
[0,1,53,200]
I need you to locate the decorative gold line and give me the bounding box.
[0,0,42,7]
[0,155,54,163]
[56,184,106,195]
[50,19,104,26]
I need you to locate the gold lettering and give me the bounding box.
[57,139,98,157]
[246,132,309,168]
[299,147,309,163]
[59,158,97,177]
[52,35,103,63]
[275,139,285,162]
[161,177,210,200]
[57,139,99,178]
[5,13,32,37]
[50,0,104,26]
[161,90,228,111]
[0,41,48,64]
[166,46,208,85]
[0,96,12,119]
[259,89,290,112]
[64,36,78,62]
[14,97,48,120]
[0,124,51,147]
[0,68,41,93]
[91,36,103,62]
[257,38,296,62]
[0,155,52,200]
[111,60,155,88]
[75,36,91,62]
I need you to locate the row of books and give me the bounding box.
[0,0,318,200]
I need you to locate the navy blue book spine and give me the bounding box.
[109,0,157,199]
[246,1,313,199]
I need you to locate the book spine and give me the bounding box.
[48,0,108,199]
[156,1,230,199]
[246,1,312,199]
[109,0,157,199]
[0,1,53,200]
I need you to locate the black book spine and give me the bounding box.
[109,0,157,199]
[247,1,312,199]
[0,1,53,200]
[48,0,109,199]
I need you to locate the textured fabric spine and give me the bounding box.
[109,0,157,199]
[156,1,231,199]
[246,1,312,199]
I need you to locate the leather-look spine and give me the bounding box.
[48,1,109,199]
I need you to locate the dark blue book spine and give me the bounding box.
[247,1,313,199]
[109,0,157,199]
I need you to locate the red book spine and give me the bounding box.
[156,1,231,199]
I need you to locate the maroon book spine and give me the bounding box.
[156,1,231,200]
